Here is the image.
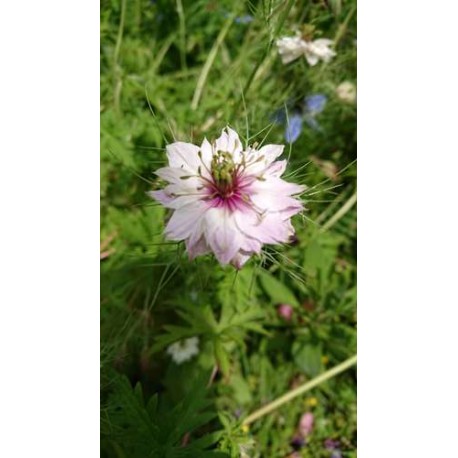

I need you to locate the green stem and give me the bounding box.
[176,0,187,71]
[113,0,126,68]
[243,355,357,425]
[113,0,127,114]
[320,191,357,233]
[191,15,234,110]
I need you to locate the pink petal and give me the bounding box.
[147,190,174,206]
[235,210,293,244]
[265,160,287,177]
[186,235,210,260]
[247,176,305,197]
[230,251,252,269]
[249,191,303,213]
[204,207,243,265]
[165,201,208,241]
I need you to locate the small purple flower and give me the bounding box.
[325,439,342,458]
[299,412,314,437]
[290,436,306,450]
[285,114,303,143]
[324,439,340,450]
[234,15,253,24]
[278,303,294,321]
[304,94,327,115]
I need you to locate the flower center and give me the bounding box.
[210,151,237,198]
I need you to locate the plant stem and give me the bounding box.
[113,0,127,115]
[191,15,234,110]
[320,191,357,233]
[243,354,357,425]
[176,0,187,71]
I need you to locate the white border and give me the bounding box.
[358,0,458,456]
[0,1,99,456]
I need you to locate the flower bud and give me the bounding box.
[278,304,294,321]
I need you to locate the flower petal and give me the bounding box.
[147,190,174,206]
[231,251,252,269]
[276,36,306,64]
[200,138,213,170]
[215,127,243,161]
[165,201,208,240]
[235,210,291,244]
[204,207,243,264]
[166,142,201,173]
[186,235,210,260]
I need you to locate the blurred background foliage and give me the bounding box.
[101,0,356,456]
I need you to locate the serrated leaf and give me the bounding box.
[258,270,299,306]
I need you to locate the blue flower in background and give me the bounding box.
[285,114,303,143]
[270,107,288,125]
[304,93,327,131]
[304,94,327,116]
[234,15,253,24]
[223,12,254,24]
[271,93,327,143]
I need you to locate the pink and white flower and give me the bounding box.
[149,127,305,268]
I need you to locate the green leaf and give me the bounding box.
[292,342,323,377]
[214,339,230,377]
[230,374,252,405]
[258,270,299,306]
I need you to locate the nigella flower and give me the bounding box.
[149,127,305,268]
[234,15,253,24]
[304,94,327,131]
[166,337,199,364]
[304,94,327,116]
[276,33,336,66]
[272,94,327,141]
[302,38,336,66]
[285,114,303,143]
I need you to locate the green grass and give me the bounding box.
[101,0,356,456]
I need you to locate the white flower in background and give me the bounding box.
[336,81,356,104]
[275,35,307,64]
[276,33,336,66]
[150,127,304,269]
[166,337,199,364]
[303,38,336,66]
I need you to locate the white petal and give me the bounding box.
[276,36,306,64]
[304,51,319,66]
[215,127,243,161]
[204,207,243,265]
[200,138,213,170]
[164,201,208,241]
[257,144,284,164]
[166,142,200,173]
